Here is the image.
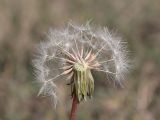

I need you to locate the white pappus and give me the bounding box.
[32,22,130,107]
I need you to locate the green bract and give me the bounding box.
[71,63,94,102]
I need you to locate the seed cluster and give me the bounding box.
[33,22,129,107]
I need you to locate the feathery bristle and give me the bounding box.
[33,21,130,107]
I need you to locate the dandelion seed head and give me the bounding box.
[33,22,130,107]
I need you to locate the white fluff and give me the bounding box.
[32,22,130,107]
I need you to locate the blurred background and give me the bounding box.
[0,0,160,120]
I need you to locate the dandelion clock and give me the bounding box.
[32,22,130,120]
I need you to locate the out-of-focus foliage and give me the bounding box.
[0,0,160,120]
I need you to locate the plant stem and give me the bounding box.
[69,95,78,120]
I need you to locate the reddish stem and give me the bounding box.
[69,95,78,120]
